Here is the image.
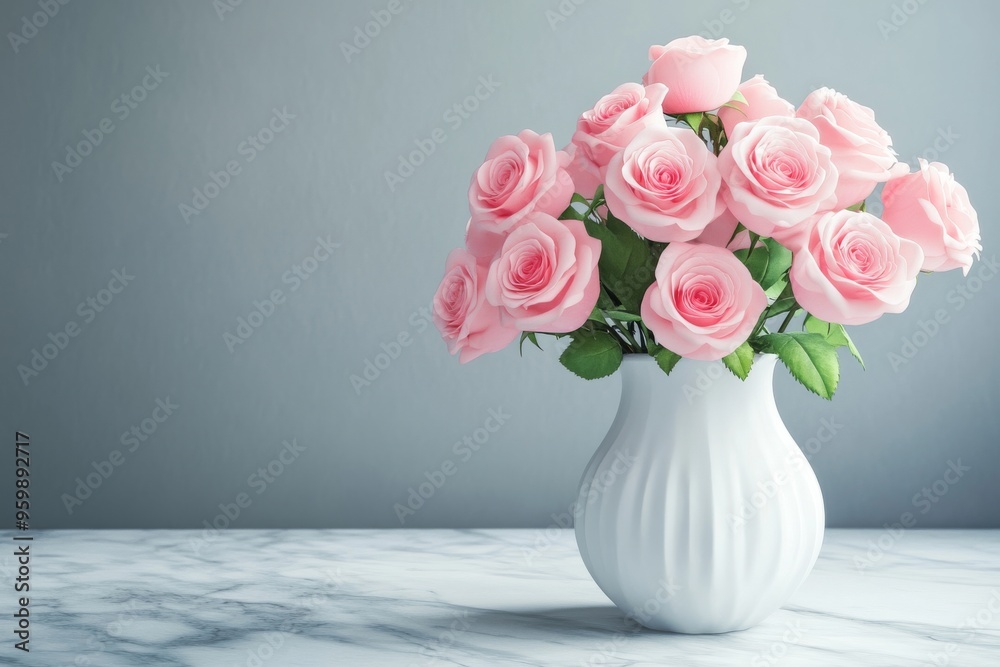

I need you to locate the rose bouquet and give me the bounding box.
[433,36,981,398]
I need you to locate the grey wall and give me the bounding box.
[2,0,997,529]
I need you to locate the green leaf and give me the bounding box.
[767,282,798,318]
[653,347,682,376]
[758,332,840,399]
[729,89,748,105]
[559,204,584,221]
[559,331,623,380]
[682,112,704,133]
[584,212,656,313]
[602,310,643,322]
[803,315,865,369]
[765,277,788,300]
[587,307,607,325]
[733,240,769,284]
[559,193,594,221]
[597,287,616,310]
[846,200,867,212]
[579,185,605,221]
[519,332,541,356]
[721,342,755,380]
[760,238,793,292]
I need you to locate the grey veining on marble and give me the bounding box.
[5,529,1000,666]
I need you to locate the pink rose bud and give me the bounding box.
[789,210,923,326]
[641,242,767,361]
[643,36,747,114]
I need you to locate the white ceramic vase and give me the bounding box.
[574,353,825,634]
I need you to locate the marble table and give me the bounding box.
[7,529,1000,666]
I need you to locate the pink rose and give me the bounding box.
[641,242,767,361]
[717,75,794,139]
[433,249,519,363]
[881,159,982,275]
[643,36,747,114]
[564,142,603,199]
[694,208,751,250]
[571,83,669,168]
[604,125,723,242]
[719,116,838,244]
[789,210,923,326]
[796,88,901,209]
[466,130,574,260]
[486,212,601,333]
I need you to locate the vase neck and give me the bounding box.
[618,354,777,409]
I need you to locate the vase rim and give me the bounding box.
[620,352,777,363]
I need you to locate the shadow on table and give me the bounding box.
[425,605,672,637]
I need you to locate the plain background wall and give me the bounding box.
[1,0,997,529]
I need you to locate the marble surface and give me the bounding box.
[6,528,1000,666]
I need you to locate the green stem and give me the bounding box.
[582,187,606,222]
[602,323,630,350]
[639,322,656,354]
[615,323,640,352]
[777,308,799,334]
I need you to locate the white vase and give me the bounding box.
[574,353,825,634]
